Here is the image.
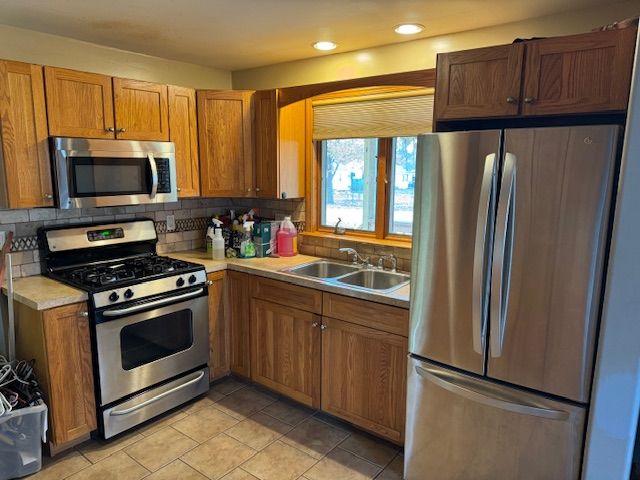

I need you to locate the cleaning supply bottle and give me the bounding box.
[240,221,256,258]
[206,225,214,254]
[211,219,225,260]
[276,216,297,257]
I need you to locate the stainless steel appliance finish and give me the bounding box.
[102,367,209,439]
[43,219,157,252]
[405,357,585,480]
[95,292,209,406]
[406,125,620,479]
[336,269,410,290]
[51,137,177,208]
[286,260,359,278]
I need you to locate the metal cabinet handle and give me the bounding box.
[206,280,213,286]
[177,187,182,192]
[471,153,497,355]
[43,193,53,200]
[79,311,89,317]
[319,324,327,331]
[105,127,115,133]
[247,188,252,192]
[312,322,319,328]
[523,97,535,104]
[490,152,517,358]
[415,365,568,420]
[117,127,127,133]
[506,96,517,104]
[255,187,261,192]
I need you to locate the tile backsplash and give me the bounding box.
[0,197,304,278]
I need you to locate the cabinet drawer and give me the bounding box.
[322,293,409,337]
[250,276,322,314]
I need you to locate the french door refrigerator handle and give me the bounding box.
[490,152,517,358]
[148,153,158,199]
[472,153,497,354]
[415,364,568,420]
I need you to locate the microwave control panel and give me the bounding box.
[156,158,172,193]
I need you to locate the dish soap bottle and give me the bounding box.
[211,219,225,260]
[240,221,256,258]
[277,216,298,257]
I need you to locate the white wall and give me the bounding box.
[582,28,640,480]
[0,24,231,89]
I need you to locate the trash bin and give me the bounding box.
[0,401,47,480]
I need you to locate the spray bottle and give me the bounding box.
[240,221,256,258]
[211,218,225,260]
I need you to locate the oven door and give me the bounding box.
[94,288,208,406]
[52,137,177,208]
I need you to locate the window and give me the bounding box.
[319,136,417,237]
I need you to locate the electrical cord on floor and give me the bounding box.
[0,356,42,416]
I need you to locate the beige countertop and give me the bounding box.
[4,250,410,310]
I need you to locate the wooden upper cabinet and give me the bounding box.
[435,43,524,120]
[0,60,53,208]
[168,86,200,197]
[45,66,115,139]
[198,90,254,197]
[251,298,321,408]
[522,28,637,116]
[254,89,306,199]
[113,78,169,141]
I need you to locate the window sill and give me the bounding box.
[301,231,412,249]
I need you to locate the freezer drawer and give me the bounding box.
[405,357,586,480]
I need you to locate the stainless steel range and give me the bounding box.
[39,219,209,438]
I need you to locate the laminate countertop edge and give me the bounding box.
[3,250,410,311]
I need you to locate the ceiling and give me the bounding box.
[0,0,619,71]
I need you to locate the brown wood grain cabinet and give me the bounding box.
[434,28,637,122]
[321,316,407,443]
[197,90,254,197]
[0,60,53,208]
[44,66,115,139]
[113,78,169,141]
[227,270,251,377]
[250,298,321,408]
[168,85,200,197]
[208,271,230,380]
[14,301,97,449]
[254,90,307,199]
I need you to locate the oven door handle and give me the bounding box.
[102,288,204,317]
[109,370,206,416]
[148,152,158,199]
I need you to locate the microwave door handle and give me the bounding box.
[102,288,204,317]
[148,153,158,199]
[472,153,497,355]
[490,152,517,358]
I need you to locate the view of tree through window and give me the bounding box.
[321,139,378,231]
[389,137,417,235]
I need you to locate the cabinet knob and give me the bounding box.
[117,128,127,133]
[312,322,319,328]
[43,193,53,200]
[506,96,517,104]
[177,187,182,192]
[206,280,213,286]
[320,324,327,331]
[79,311,89,317]
[247,188,252,192]
[105,127,115,133]
[523,97,535,104]
[255,187,261,192]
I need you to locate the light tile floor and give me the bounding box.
[29,377,404,480]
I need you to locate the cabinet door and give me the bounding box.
[169,86,200,197]
[278,100,306,199]
[198,90,254,197]
[113,78,169,140]
[254,89,278,198]
[228,270,251,377]
[321,317,407,443]
[42,303,97,445]
[251,298,321,407]
[434,43,524,121]
[44,66,115,138]
[0,61,53,208]
[208,271,230,380]
[522,28,637,116]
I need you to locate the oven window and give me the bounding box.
[71,157,150,197]
[120,310,193,370]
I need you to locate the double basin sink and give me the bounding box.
[282,260,410,293]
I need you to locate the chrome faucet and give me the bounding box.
[334,218,345,235]
[378,254,397,273]
[338,247,370,267]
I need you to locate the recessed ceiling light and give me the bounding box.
[313,41,337,51]
[394,23,425,35]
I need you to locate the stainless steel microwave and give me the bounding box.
[51,137,177,209]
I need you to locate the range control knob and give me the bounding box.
[176,277,185,287]
[108,292,119,302]
[124,288,134,299]
[188,274,197,284]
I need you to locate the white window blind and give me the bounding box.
[312,88,434,140]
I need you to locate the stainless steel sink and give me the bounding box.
[285,260,360,279]
[336,270,410,291]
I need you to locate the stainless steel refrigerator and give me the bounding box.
[405,125,620,480]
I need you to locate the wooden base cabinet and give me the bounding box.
[228,270,251,377]
[250,298,321,408]
[321,317,407,443]
[208,271,230,380]
[14,302,97,449]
